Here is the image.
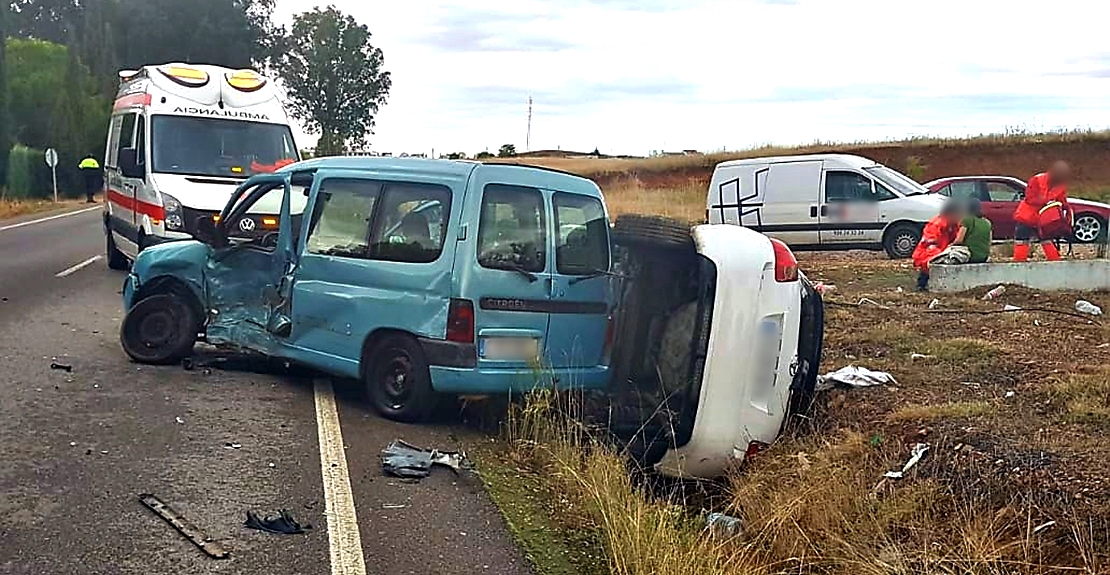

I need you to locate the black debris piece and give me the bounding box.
[380,439,466,480]
[182,357,195,371]
[244,509,310,534]
[50,362,72,372]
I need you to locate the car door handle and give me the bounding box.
[809,206,818,218]
[820,205,829,217]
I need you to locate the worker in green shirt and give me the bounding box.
[954,198,992,263]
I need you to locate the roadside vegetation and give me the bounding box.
[477,247,1110,574]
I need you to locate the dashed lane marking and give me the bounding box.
[0,206,101,232]
[55,255,103,278]
[314,379,367,575]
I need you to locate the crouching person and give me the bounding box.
[954,198,992,264]
[912,199,966,291]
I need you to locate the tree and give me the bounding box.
[498,144,516,158]
[275,6,390,156]
[475,151,493,159]
[0,1,12,184]
[444,152,466,160]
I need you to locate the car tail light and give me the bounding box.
[770,238,799,283]
[745,440,770,461]
[446,298,475,343]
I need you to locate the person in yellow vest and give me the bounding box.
[78,154,103,203]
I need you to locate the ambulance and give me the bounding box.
[102,63,303,270]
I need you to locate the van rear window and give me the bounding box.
[477,184,546,273]
[553,193,609,275]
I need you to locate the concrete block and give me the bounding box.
[929,260,1110,293]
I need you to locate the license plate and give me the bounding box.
[480,337,540,360]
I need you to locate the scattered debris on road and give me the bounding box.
[883,443,930,480]
[381,439,467,480]
[983,285,1006,300]
[175,417,184,425]
[244,509,309,534]
[139,493,229,559]
[49,362,72,372]
[816,365,897,391]
[224,443,242,449]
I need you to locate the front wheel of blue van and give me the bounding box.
[119,294,199,365]
[365,335,436,423]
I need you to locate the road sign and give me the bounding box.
[44,148,59,202]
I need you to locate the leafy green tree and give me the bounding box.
[498,144,516,158]
[0,1,12,185]
[275,6,390,155]
[444,152,466,160]
[475,151,493,159]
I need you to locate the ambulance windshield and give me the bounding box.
[150,115,299,178]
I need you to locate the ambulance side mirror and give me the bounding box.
[118,148,143,179]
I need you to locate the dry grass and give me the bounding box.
[888,400,998,423]
[487,387,1107,575]
[602,180,705,221]
[490,129,1110,180]
[1050,370,1110,427]
[0,196,96,220]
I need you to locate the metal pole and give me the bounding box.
[52,166,58,203]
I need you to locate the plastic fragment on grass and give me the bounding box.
[1075,300,1103,316]
[883,443,929,480]
[816,365,898,392]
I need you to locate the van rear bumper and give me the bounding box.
[428,365,610,394]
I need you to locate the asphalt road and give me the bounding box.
[0,207,532,575]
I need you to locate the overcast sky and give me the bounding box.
[273,0,1110,157]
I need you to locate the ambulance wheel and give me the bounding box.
[365,334,437,423]
[883,223,920,259]
[120,294,199,365]
[612,214,695,252]
[106,231,130,271]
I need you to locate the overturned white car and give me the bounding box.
[598,215,824,479]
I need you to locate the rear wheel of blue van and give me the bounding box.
[364,334,438,423]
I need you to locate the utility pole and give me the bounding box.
[526,96,532,152]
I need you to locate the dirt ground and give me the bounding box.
[799,247,1110,534]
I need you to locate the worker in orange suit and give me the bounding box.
[912,198,965,291]
[1013,161,1071,262]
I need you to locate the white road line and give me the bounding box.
[0,206,101,233]
[314,379,367,575]
[55,255,103,278]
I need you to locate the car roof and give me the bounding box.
[279,156,602,197]
[925,175,1024,186]
[716,153,879,170]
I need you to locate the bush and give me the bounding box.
[3,144,53,200]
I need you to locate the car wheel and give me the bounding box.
[1072,214,1106,244]
[883,223,921,259]
[119,294,199,365]
[106,230,130,271]
[365,334,437,423]
[612,214,696,253]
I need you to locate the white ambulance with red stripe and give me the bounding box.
[102,63,302,270]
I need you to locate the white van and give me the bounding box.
[705,154,946,259]
[102,63,303,270]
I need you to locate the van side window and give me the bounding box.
[117,114,137,160]
[107,115,124,167]
[553,192,609,275]
[305,178,382,259]
[477,184,546,273]
[135,115,146,169]
[825,171,875,202]
[368,182,452,263]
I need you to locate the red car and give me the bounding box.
[924,175,1109,243]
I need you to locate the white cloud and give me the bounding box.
[274,0,1110,156]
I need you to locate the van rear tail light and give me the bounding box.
[446,298,475,344]
[769,238,799,283]
[745,441,770,461]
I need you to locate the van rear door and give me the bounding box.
[545,191,611,369]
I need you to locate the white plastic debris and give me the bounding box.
[705,513,743,538]
[857,298,890,309]
[814,282,836,295]
[883,443,929,479]
[1003,304,1022,311]
[1005,391,1016,399]
[816,365,898,392]
[175,417,185,425]
[928,298,940,309]
[910,353,934,361]
[896,286,904,293]
[983,285,1006,300]
[1033,520,1056,534]
[1075,300,1103,316]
